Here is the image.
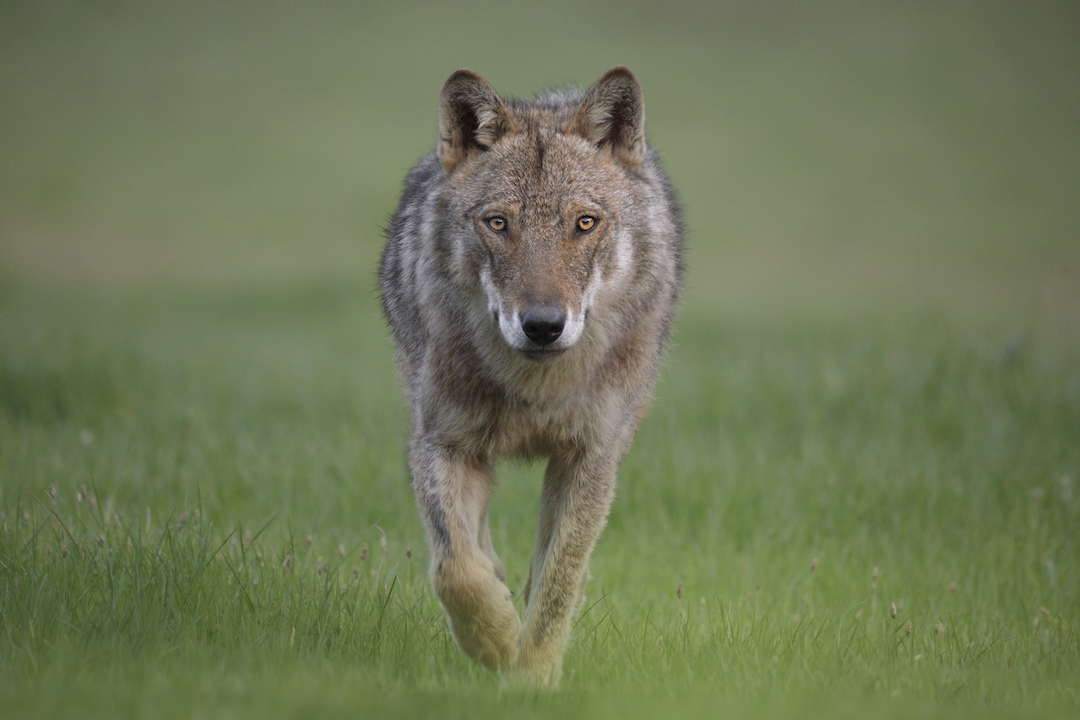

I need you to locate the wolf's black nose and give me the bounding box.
[521,306,565,345]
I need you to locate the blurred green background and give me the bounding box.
[2,0,1076,341]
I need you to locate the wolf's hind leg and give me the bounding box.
[411,439,520,670]
[478,504,507,584]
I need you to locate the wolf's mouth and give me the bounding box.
[520,347,566,361]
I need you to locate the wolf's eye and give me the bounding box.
[577,216,596,232]
[486,216,507,232]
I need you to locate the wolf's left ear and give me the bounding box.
[567,66,646,168]
[438,70,516,173]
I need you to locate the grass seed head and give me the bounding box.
[810,558,818,573]
[406,547,412,560]
[282,554,293,573]
[336,543,345,559]
[872,566,879,583]
[1040,606,1051,618]
[677,583,682,599]
[890,602,897,619]
[306,533,314,547]
[380,535,387,554]
[317,557,327,575]
[905,621,912,637]
[48,484,57,502]
[935,621,944,637]
[360,544,368,563]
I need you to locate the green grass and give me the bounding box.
[1,1,1078,717]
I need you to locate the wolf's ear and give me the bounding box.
[438,70,516,173]
[568,66,646,168]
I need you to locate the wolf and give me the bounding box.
[379,66,682,684]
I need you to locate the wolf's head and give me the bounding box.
[435,67,649,361]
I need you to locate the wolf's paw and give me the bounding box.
[440,573,521,670]
[516,637,562,687]
[447,605,520,670]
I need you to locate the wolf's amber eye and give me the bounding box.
[486,216,507,232]
[577,216,596,232]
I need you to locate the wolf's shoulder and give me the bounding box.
[397,152,444,209]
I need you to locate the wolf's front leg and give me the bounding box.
[411,438,520,670]
[519,449,619,685]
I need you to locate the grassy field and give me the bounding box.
[2,1,1078,717]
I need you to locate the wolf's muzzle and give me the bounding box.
[520,306,565,346]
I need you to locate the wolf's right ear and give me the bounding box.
[438,70,516,173]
